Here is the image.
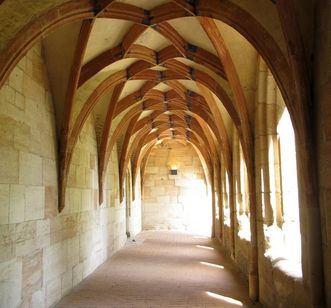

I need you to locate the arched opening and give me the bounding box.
[277,108,301,266]
[236,140,251,242]
[257,59,302,277]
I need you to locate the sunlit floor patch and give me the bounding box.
[206,291,243,306]
[200,261,224,269]
[196,245,214,250]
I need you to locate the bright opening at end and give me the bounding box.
[142,141,212,236]
[206,291,243,306]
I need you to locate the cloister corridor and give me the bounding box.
[1,1,331,307]
[56,231,257,308]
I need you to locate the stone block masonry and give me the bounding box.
[0,41,138,308]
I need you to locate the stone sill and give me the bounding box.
[265,251,303,280]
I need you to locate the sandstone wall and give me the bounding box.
[142,141,212,235]
[0,41,136,308]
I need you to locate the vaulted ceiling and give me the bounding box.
[0,0,295,213]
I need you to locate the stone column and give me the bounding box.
[274,87,284,227]
[266,69,278,225]
[233,131,243,216]
[256,59,274,226]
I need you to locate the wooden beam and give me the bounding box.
[119,123,152,201]
[153,22,186,55]
[132,141,154,200]
[0,0,290,113]
[79,27,226,86]
[101,2,146,23]
[58,19,94,212]
[60,71,127,211]
[98,82,125,204]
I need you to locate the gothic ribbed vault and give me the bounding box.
[0,1,326,307]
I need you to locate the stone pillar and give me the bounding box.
[266,69,278,225]
[215,158,223,240]
[219,156,225,242]
[274,88,284,227]
[256,59,274,226]
[210,165,217,238]
[233,131,243,216]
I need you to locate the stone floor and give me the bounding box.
[55,231,260,308]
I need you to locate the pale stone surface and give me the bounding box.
[14,91,25,110]
[0,224,16,262]
[42,158,57,186]
[9,184,25,223]
[15,220,37,257]
[46,277,62,308]
[142,141,211,235]
[72,263,83,286]
[43,241,67,283]
[0,146,19,183]
[25,186,45,221]
[22,249,43,298]
[66,236,79,268]
[9,66,24,92]
[0,184,9,224]
[19,152,43,186]
[0,258,22,308]
[31,288,46,308]
[61,269,73,296]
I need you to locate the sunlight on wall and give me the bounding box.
[268,136,277,218]
[223,171,231,227]
[278,109,301,264]
[215,187,220,220]
[237,213,251,241]
[142,141,212,236]
[182,176,212,235]
[237,145,251,241]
